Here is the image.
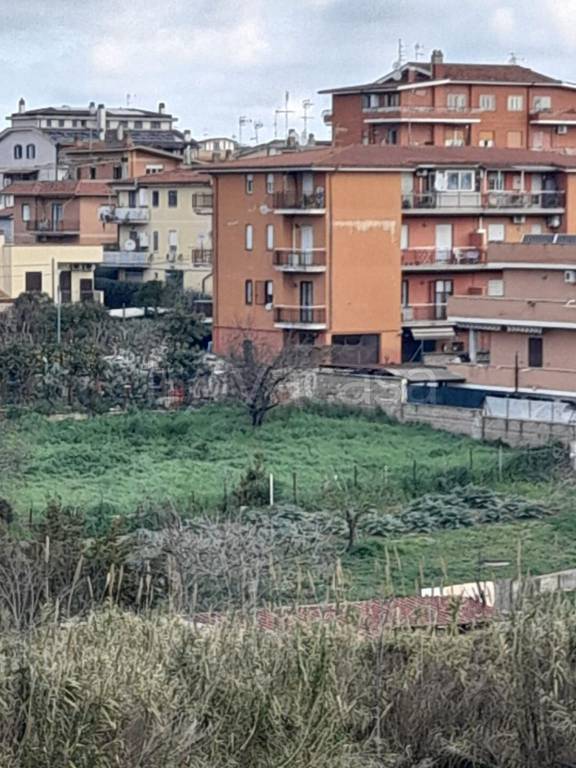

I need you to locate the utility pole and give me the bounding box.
[238,115,252,145]
[252,120,264,143]
[301,99,314,140]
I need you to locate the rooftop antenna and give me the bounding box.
[238,115,252,145]
[126,93,137,107]
[414,43,424,61]
[301,99,314,139]
[392,38,406,70]
[252,120,264,143]
[508,52,525,65]
[275,91,295,139]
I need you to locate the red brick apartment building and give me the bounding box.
[322,50,576,151]
[209,144,576,365]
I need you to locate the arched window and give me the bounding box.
[26,144,36,160]
[13,145,22,160]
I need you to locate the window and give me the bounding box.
[479,94,496,111]
[153,231,159,251]
[151,121,161,129]
[134,120,143,129]
[507,95,524,111]
[21,203,30,222]
[245,279,253,305]
[89,166,97,180]
[401,279,409,307]
[25,271,42,293]
[46,119,52,127]
[113,165,122,180]
[533,96,551,112]
[488,171,504,191]
[362,93,381,110]
[265,280,274,304]
[381,92,400,108]
[266,173,274,194]
[13,145,22,160]
[128,190,137,207]
[26,144,35,160]
[507,130,523,148]
[447,93,467,110]
[479,130,495,147]
[266,223,274,250]
[488,223,506,242]
[58,119,65,127]
[444,170,474,191]
[528,336,543,368]
[386,127,398,145]
[152,190,160,207]
[168,190,178,207]
[487,279,504,297]
[168,229,178,255]
[246,174,254,194]
[245,224,253,250]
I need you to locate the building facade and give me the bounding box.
[322,51,576,151]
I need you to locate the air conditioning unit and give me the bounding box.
[415,169,429,177]
[557,125,569,135]
[565,270,576,284]
[81,263,92,272]
[512,215,526,224]
[548,215,562,228]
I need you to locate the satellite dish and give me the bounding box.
[124,238,136,251]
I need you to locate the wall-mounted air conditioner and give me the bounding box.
[565,270,576,284]
[548,215,562,228]
[512,215,526,224]
[557,125,569,135]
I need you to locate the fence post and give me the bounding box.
[269,473,275,507]
[292,471,297,504]
[498,445,504,481]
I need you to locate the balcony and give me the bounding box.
[402,303,449,324]
[402,247,487,271]
[363,105,482,124]
[274,305,327,329]
[102,250,149,268]
[402,190,565,214]
[273,249,327,272]
[448,361,576,396]
[192,193,213,214]
[26,219,80,237]
[111,207,150,224]
[273,190,326,214]
[191,249,213,267]
[448,295,576,330]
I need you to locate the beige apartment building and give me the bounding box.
[104,169,213,294]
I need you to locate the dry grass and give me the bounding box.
[1,598,576,767]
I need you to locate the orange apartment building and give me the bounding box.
[62,140,183,181]
[447,241,576,398]
[210,144,576,365]
[3,180,117,247]
[322,50,576,152]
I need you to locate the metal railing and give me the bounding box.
[402,190,565,210]
[402,303,448,322]
[273,190,326,211]
[191,249,213,266]
[402,247,486,266]
[112,207,150,223]
[26,219,80,233]
[273,250,327,269]
[274,306,327,325]
[192,193,213,211]
[103,250,149,267]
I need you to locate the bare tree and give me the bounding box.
[225,334,320,427]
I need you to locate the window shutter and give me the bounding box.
[254,280,266,305]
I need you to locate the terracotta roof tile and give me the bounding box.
[193,596,493,634]
[1,180,113,197]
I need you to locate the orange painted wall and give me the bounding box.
[328,172,402,363]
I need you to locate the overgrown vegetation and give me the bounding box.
[1,598,576,767]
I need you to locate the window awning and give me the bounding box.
[411,327,456,340]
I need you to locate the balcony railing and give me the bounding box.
[402,303,448,322]
[103,250,149,268]
[273,249,327,271]
[402,247,486,267]
[274,305,327,327]
[273,190,326,211]
[191,249,213,266]
[26,219,80,234]
[192,193,213,212]
[111,207,150,223]
[402,190,565,211]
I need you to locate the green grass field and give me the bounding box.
[2,404,574,596]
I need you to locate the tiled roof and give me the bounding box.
[193,596,493,634]
[1,180,112,197]
[13,106,174,119]
[133,168,211,185]
[208,144,576,172]
[49,129,193,149]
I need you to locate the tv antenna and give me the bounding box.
[126,93,137,107]
[509,51,525,65]
[252,120,264,143]
[238,115,252,145]
[414,43,424,61]
[392,38,406,69]
[301,99,314,138]
[274,91,295,139]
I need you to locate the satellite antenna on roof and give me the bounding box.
[392,38,406,70]
[125,93,136,107]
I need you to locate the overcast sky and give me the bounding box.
[2,0,576,144]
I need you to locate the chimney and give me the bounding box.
[96,103,106,140]
[89,101,96,113]
[307,133,316,147]
[18,97,26,114]
[158,102,166,114]
[287,128,298,148]
[431,49,445,78]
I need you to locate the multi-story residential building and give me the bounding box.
[0,232,104,303]
[209,144,576,365]
[447,241,576,398]
[196,137,239,162]
[62,140,183,182]
[3,180,117,248]
[321,50,576,151]
[102,169,213,293]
